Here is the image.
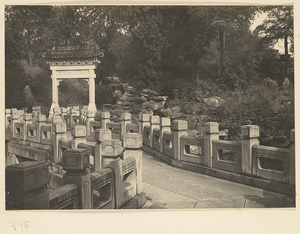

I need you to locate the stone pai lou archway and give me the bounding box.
[45,45,104,116]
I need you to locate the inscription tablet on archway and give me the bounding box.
[45,45,104,116]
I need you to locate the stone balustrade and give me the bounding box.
[5,106,295,207]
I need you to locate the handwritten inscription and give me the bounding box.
[10,221,30,232]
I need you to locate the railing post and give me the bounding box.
[54,123,67,164]
[204,122,219,167]
[172,120,188,161]
[121,113,131,139]
[61,107,67,122]
[37,115,47,143]
[85,111,94,137]
[101,139,124,209]
[23,113,32,141]
[150,115,160,148]
[63,149,91,209]
[32,106,38,122]
[241,125,259,175]
[94,129,112,172]
[11,109,19,138]
[71,125,87,149]
[139,113,150,136]
[160,117,171,153]
[18,110,24,122]
[101,112,110,129]
[5,109,11,128]
[6,161,50,210]
[123,133,143,194]
[290,129,295,185]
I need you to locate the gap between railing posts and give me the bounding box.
[172,120,188,161]
[62,149,91,209]
[123,133,143,194]
[241,125,260,175]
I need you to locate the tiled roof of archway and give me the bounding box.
[45,45,104,60]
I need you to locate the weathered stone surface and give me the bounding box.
[150,115,160,124]
[54,123,67,134]
[160,117,171,127]
[101,140,124,157]
[6,161,50,196]
[123,133,143,149]
[101,112,110,119]
[72,125,86,137]
[23,113,32,121]
[141,88,159,96]
[38,114,47,122]
[172,120,188,131]
[121,112,131,121]
[241,125,259,139]
[139,113,150,122]
[95,129,112,142]
[204,122,219,134]
[63,149,90,172]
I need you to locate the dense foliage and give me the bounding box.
[5,5,294,141]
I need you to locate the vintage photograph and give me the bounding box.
[4,4,295,212]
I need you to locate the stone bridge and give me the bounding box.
[5,105,295,209]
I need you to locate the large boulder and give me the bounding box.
[141,88,159,97]
[204,96,223,107]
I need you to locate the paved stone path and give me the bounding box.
[141,151,294,209]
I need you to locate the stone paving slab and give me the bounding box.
[141,152,295,209]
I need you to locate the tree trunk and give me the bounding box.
[220,29,225,76]
[284,35,289,78]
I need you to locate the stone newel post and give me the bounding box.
[85,111,95,137]
[160,117,171,153]
[63,149,91,209]
[54,123,67,164]
[204,122,219,167]
[121,113,131,139]
[150,115,160,148]
[172,120,188,161]
[123,133,143,194]
[139,113,150,136]
[23,113,32,141]
[37,114,47,143]
[94,129,112,172]
[241,125,259,175]
[71,125,87,149]
[6,161,50,210]
[101,112,110,129]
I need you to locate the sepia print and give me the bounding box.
[4,4,295,212]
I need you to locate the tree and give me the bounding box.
[255,6,293,79]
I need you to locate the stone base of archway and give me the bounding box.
[88,103,97,115]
